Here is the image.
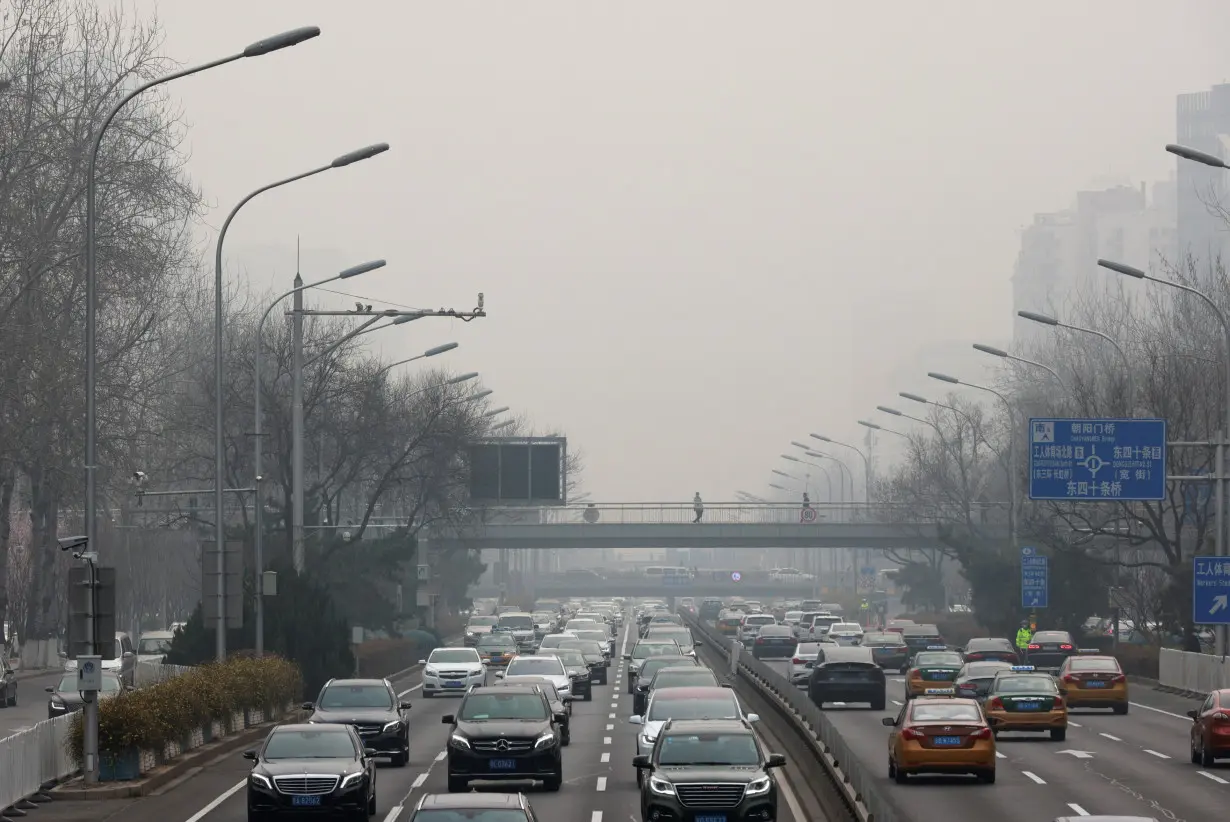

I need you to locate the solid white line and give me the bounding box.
[591,812,603,822]
[381,806,403,822]
[1143,749,1170,759]
[606,724,614,731]
[398,683,423,696]
[1022,771,1046,784]
[603,736,612,745]
[184,780,245,822]
[596,776,608,792]
[891,700,903,706]
[600,752,610,763]
[434,751,447,762]
[1068,721,1082,728]
[1066,803,1090,816]
[995,752,1006,759]
[1198,770,1229,784]
[1129,701,1190,720]
[411,773,428,789]
[1099,733,1122,742]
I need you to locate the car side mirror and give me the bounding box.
[300,702,313,711]
[622,654,631,660]
[399,702,412,710]
[881,717,897,727]
[417,659,426,665]
[632,754,651,769]
[747,713,760,722]
[554,712,567,724]
[494,671,505,679]
[561,694,574,703]
[441,714,455,724]
[767,753,787,769]
[629,715,644,725]
[242,749,258,760]
[45,687,54,693]
[1187,709,1199,720]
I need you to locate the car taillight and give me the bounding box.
[1111,674,1126,683]
[987,697,1004,710]
[1028,644,1041,650]
[970,727,992,740]
[1054,696,1065,708]
[755,637,766,644]
[792,658,804,664]
[1212,711,1230,722]
[1062,674,1077,684]
[1060,644,1073,650]
[902,728,926,740]
[908,670,921,679]
[965,653,982,660]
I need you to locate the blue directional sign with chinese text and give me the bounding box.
[1192,556,1230,625]
[1028,418,1167,501]
[1020,546,1048,609]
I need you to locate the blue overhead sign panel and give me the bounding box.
[1028,418,1167,501]
[1020,546,1048,609]
[1192,556,1230,625]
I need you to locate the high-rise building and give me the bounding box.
[1176,83,1230,269]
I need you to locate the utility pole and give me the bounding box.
[291,275,306,571]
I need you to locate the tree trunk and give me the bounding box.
[0,465,14,638]
[24,477,59,640]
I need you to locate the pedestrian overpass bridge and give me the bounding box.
[428,501,1008,552]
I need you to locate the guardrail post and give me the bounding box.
[730,640,742,676]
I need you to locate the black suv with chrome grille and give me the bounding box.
[443,684,564,792]
[634,718,785,822]
[304,678,411,767]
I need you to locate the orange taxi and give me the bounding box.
[983,666,1068,741]
[716,611,743,636]
[883,688,997,784]
[1058,650,1128,714]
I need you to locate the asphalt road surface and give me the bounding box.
[0,669,72,739]
[51,618,808,822]
[761,656,1227,822]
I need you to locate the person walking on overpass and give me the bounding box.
[802,492,811,509]
[693,493,704,523]
[1015,620,1032,661]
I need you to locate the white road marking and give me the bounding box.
[434,751,447,762]
[1143,749,1170,759]
[832,702,846,707]
[891,699,903,706]
[600,752,610,763]
[1198,770,1229,784]
[1068,721,1081,727]
[893,677,905,684]
[397,683,422,696]
[184,780,245,822]
[1099,733,1122,742]
[606,724,614,731]
[596,776,608,791]
[411,773,428,789]
[603,736,612,745]
[609,713,616,719]
[1066,803,1090,816]
[1022,771,1046,784]
[995,752,1006,759]
[1129,701,1190,720]
[382,807,403,822]
[591,813,603,822]
[611,702,618,708]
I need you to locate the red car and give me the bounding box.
[1189,688,1230,766]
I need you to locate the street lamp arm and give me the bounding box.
[302,315,384,369]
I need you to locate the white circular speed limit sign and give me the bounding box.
[800,507,818,523]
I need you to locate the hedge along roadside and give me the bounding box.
[67,656,301,776]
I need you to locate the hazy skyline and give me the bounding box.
[110,0,1230,501]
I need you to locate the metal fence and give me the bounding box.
[134,661,194,688]
[683,612,901,822]
[481,501,1009,526]
[1159,648,1230,694]
[0,713,76,812]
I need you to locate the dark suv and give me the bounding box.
[304,678,411,767]
[442,684,564,792]
[634,719,785,822]
[807,646,886,710]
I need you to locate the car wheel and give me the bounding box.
[1190,737,1200,764]
[7,689,15,707]
[627,680,634,695]
[584,690,593,702]
[543,770,562,792]
[368,789,377,816]
[1050,727,1066,742]
[893,764,908,784]
[422,691,433,699]
[563,728,571,747]
[979,768,996,784]
[447,775,467,793]
[1112,702,1128,715]
[393,746,409,767]
[871,698,886,711]
[1200,738,1215,767]
[887,758,895,778]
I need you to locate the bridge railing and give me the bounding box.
[478,501,1008,526]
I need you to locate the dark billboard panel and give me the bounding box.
[467,437,565,504]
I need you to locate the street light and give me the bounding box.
[809,434,871,502]
[858,419,906,438]
[408,372,479,400]
[489,420,516,432]
[1017,309,1134,411]
[1166,143,1227,168]
[804,450,854,501]
[1099,255,1230,655]
[251,259,384,657]
[466,389,494,402]
[782,454,833,499]
[972,343,1066,393]
[928,371,1018,540]
[375,342,459,375]
[483,406,510,417]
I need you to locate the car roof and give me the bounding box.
[324,678,389,688]
[663,718,751,734]
[274,722,352,734]
[465,685,539,696]
[759,625,794,634]
[651,667,716,679]
[966,637,1011,645]
[418,792,526,809]
[819,647,875,663]
[651,686,734,700]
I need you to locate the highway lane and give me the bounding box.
[0,669,74,738]
[762,657,1226,821]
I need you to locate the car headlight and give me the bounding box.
[534,731,556,749]
[50,698,65,709]
[250,773,272,790]
[340,772,365,790]
[746,776,771,796]
[648,776,675,796]
[639,732,656,747]
[424,668,438,677]
[382,720,401,733]
[449,733,471,749]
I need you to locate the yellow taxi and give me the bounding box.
[1058,649,1128,714]
[716,611,743,636]
[904,647,965,700]
[883,688,997,783]
[474,634,517,667]
[982,666,1068,741]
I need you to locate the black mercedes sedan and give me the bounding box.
[304,678,411,767]
[245,724,376,821]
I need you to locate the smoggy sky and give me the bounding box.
[107,0,1230,502]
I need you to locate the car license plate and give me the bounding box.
[933,736,961,746]
[444,681,463,688]
[1085,680,1106,688]
[696,816,727,822]
[292,796,323,807]
[489,759,516,770]
[1016,701,1041,710]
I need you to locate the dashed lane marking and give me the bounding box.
[434,751,447,762]
[606,724,614,731]
[1068,721,1081,727]
[397,683,422,696]
[995,752,1006,759]
[1128,701,1191,720]
[600,752,610,763]
[382,807,402,822]
[1022,771,1046,784]
[611,702,618,708]
[603,736,612,745]
[591,812,603,822]
[1066,803,1090,816]
[1198,771,1229,784]
[1099,733,1122,742]
[411,773,428,789]
[891,700,903,706]
[1143,749,1170,759]
[596,776,608,792]
[608,713,616,719]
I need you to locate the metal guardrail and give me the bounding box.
[481,501,1008,526]
[682,611,901,822]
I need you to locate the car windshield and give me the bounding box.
[263,729,357,760]
[653,670,718,689]
[430,650,480,664]
[544,651,586,667]
[573,631,608,642]
[411,811,529,822]
[318,684,392,709]
[640,660,694,680]
[964,663,1012,677]
[459,693,549,721]
[862,634,900,645]
[634,643,680,659]
[468,616,498,627]
[57,673,121,693]
[830,623,862,633]
[138,638,172,654]
[478,635,516,648]
[745,616,776,625]
[915,653,963,667]
[1032,632,1071,643]
[967,639,1012,651]
[795,643,821,656]
[647,630,691,644]
[1070,658,1120,672]
[498,616,533,630]
[648,696,739,721]
[995,676,1058,694]
[561,640,603,655]
[657,733,760,766]
[910,703,983,722]
[506,658,565,677]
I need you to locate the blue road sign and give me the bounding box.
[1192,556,1230,625]
[860,566,876,576]
[1020,546,1049,609]
[1028,418,1166,501]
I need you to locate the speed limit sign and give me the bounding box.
[800,507,818,523]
